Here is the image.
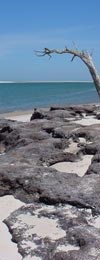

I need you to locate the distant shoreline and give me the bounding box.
[0,81,93,84]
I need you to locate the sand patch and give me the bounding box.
[76,115,100,126]
[0,195,24,221]
[64,139,80,154]
[89,247,100,257]
[51,154,93,177]
[0,110,33,122]
[56,244,80,252]
[0,195,24,260]
[64,138,92,156]
[18,214,66,240]
[87,215,100,229]
[6,114,31,122]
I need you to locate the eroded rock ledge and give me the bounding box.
[0,104,100,259]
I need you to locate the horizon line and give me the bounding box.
[0,80,93,83]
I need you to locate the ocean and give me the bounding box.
[0,82,99,113]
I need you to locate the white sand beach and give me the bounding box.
[0,110,33,122]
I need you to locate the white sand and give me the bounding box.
[88,215,100,229]
[18,213,66,240]
[64,139,80,154]
[89,248,100,257]
[0,195,24,260]
[5,114,31,122]
[56,244,80,252]
[51,154,93,177]
[0,108,48,122]
[76,115,100,126]
[0,110,33,122]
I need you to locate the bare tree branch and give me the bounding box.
[71,54,76,62]
[35,46,100,98]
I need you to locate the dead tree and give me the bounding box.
[35,47,100,98]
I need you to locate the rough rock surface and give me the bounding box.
[0,104,100,259]
[5,203,100,260]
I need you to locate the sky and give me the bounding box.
[0,0,100,82]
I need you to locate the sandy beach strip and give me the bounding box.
[0,107,50,122]
[0,109,33,122]
[1,109,100,125]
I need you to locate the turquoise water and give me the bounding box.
[0,82,99,113]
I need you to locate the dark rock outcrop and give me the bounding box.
[30,109,45,120]
[0,104,100,259]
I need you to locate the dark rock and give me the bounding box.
[0,123,20,149]
[92,153,100,163]
[47,110,77,120]
[29,130,49,141]
[4,129,20,147]
[50,106,65,111]
[68,104,98,115]
[52,129,66,138]
[52,124,80,139]
[96,113,100,120]
[84,143,99,155]
[86,162,100,175]
[73,128,94,141]
[50,104,98,115]
[30,109,45,120]
[0,163,100,213]
[45,152,78,166]
[0,125,13,133]
[0,105,100,259]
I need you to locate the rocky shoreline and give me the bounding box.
[0,104,100,259]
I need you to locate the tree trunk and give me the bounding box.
[81,54,100,97]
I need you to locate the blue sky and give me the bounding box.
[0,0,100,81]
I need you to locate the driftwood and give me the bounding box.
[35,47,100,98]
